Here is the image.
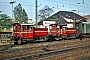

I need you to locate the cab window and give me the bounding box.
[23,26,26,32]
[13,26,16,30]
[63,26,67,30]
[18,26,21,30]
[50,26,53,29]
[27,25,33,30]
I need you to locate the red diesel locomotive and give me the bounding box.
[11,23,78,44]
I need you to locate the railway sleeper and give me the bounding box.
[4,44,90,60]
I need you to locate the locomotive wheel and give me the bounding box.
[66,34,70,39]
[47,35,52,41]
[56,38,59,41]
[43,36,47,41]
[55,37,59,41]
[17,40,22,44]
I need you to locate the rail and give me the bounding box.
[5,44,90,60]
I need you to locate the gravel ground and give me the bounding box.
[0,38,90,59]
[42,48,90,60]
[8,38,90,50]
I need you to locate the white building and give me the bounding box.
[28,19,34,24]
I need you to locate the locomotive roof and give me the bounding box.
[13,23,33,26]
[49,24,67,26]
[20,24,33,26]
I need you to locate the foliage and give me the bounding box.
[49,16,58,20]
[38,5,53,20]
[0,14,12,29]
[14,3,28,23]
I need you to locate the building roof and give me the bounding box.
[38,11,86,25]
[83,15,90,20]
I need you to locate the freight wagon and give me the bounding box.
[79,21,90,37]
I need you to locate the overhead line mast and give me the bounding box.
[35,0,38,27]
[83,0,84,4]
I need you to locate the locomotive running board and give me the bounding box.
[34,40,46,42]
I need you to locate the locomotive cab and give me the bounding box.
[48,24,77,40]
[11,23,48,44]
[49,24,67,40]
[11,23,34,44]
[62,26,77,39]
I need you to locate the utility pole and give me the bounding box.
[35,0,38,27]
[59,11,61,24]
[83,0,84,4]
[0,11,2,13]
[10,1,15,23]
[72,10,77,28]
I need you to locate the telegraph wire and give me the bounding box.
[21,4,34,7]
[0,0,89,9]
[0,2,9,4]
[45,0,90,8]
[0,2,34,7]
[0,0,89,8]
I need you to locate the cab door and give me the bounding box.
[21,26,27,38]
[62,26,67,36]
[13,24,21,37]
[27,26,34,38]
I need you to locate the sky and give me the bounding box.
[0,0,90,21]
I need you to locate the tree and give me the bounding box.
[0,14,12,29]
[49,16,58,20]
[14,3,28,23]
[38,5,53,20]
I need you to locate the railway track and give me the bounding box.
[5,44,90,60]
[0,44,16,52]
[0,39,90,52]
[0,39,89,59]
